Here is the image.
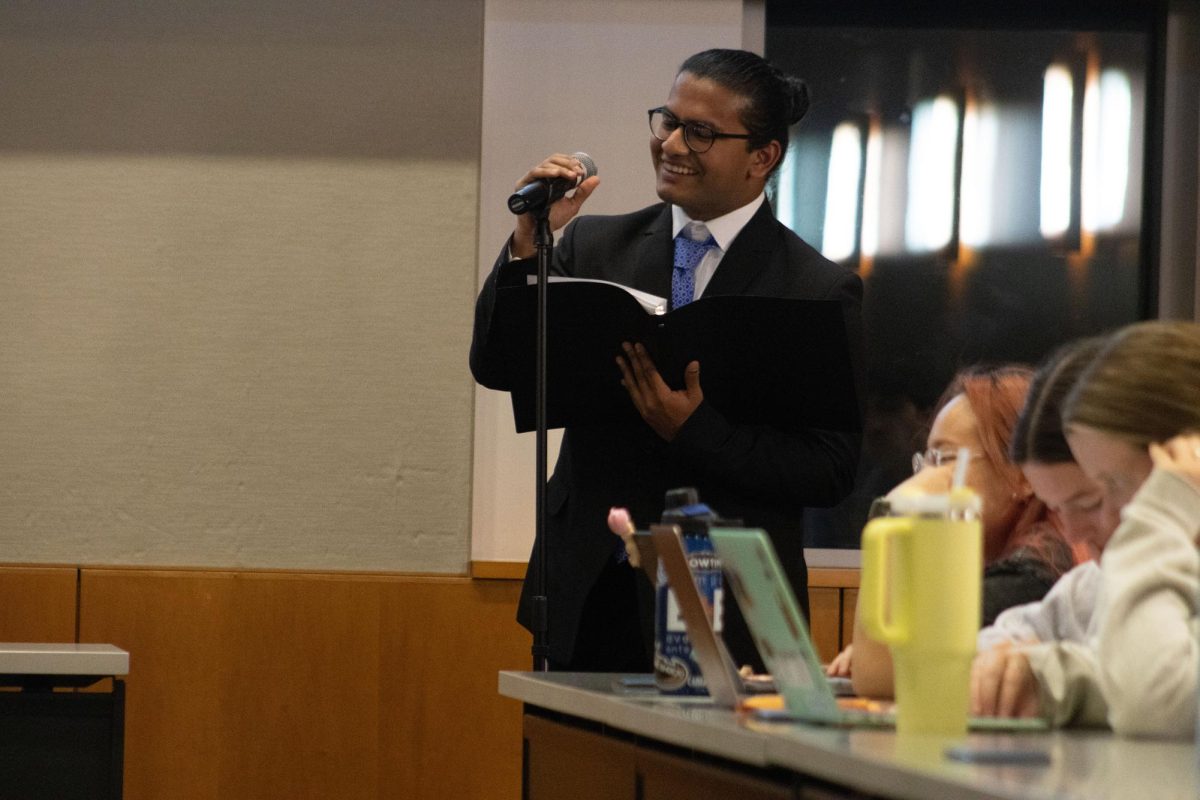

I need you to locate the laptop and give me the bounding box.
[707,526,1047,731]
[645,524,846,709]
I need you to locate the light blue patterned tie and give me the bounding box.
[671,225,716,310]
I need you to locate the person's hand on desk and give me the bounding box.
[510,153,601,259]
[826,643,852,677]
[616,343,702,441]
[971,643,1041,718]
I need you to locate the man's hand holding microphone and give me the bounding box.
[507,153,600,259]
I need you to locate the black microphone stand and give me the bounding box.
[530,206,553,672]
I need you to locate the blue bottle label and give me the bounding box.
[654,533,724,695]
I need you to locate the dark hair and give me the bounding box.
[1009,337,1106,465]
[678,49,809,169]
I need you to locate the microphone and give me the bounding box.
[507,152,597,215]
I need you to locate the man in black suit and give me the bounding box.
[470,49,863,672]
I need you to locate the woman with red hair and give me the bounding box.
[829,366,1075,699]
[935,367,1076,618]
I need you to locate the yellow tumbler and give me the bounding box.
[858,489,982,737]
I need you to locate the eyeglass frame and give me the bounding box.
[911,448,983,474]
[647,107,755,154]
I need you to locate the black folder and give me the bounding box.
[493,279,860,434]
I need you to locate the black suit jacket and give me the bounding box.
[470,200,864,668]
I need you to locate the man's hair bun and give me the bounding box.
[786,78,811,125]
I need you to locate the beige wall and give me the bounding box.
[0,1,483,572]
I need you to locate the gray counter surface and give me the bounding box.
[499,670,1200,800]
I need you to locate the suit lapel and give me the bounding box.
[701,201,780,298]
[635,204,675,301]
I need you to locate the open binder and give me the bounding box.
[493,278,860,434]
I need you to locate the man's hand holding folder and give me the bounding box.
[616,342,702,441]
[492,278,860,436]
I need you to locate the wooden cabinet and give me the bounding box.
[807,587,842,663]
[841,588,858,652]
[525,714,798,800]
[525,714,637,800]
[808,567,860,663]
[638,747,796,800]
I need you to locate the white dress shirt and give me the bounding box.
[670,192,766,300]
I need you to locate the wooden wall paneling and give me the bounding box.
[79,569,381,799]
[841,589,858,653]
[806,587,840,664]
[0,565,78,642]
[806,568,859,590]
[470,561,526,580]
[377,578,529,800]
[69,565,857,800]
[78,569,529,800]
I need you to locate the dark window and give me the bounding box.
[765,1,1164,547]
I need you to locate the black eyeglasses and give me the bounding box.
[647,107,753,154]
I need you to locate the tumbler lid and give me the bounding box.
[886,486,981,516]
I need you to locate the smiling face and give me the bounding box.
[1065,425,1154,530]
[651,72,780,221]
[1021,460,1112,557]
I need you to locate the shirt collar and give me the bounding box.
[670,193,766,251]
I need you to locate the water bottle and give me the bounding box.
[653,487,729,695]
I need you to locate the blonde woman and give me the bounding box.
[1065,321,1200,737]
[973,322,1200,737]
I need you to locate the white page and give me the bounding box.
[526,275,667,315]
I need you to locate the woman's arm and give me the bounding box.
[849,607,896,699]
[1097,439,1200,737]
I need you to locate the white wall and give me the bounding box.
[471,0,763,562]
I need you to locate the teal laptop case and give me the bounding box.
[709,527,845,723]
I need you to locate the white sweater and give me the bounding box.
[1096,468,1200,737]
[992,562,1110,728]
[985,468,1200,733]
[978,560,1101,651]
